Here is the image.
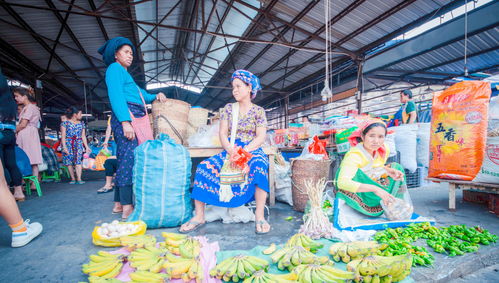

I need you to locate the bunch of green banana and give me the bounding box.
[271,246,330,271]
[179,237,202,258]
[160,232,202,258]
[128,270,169,283]
[163,253,204,283]
[82,251,125,279]
[292,264,355,283]
[88,276,123,283]
[346,254,412,283]
[120,234,157,251]
[128,246,169,273]
[285,233,324,253]
[209,254,270,282]
[242,270,296,283]
[329,241,387,263]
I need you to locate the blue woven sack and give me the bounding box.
[128,134,193,228]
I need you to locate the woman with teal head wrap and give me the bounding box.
[99,37,167,220]
[180,69,271,234]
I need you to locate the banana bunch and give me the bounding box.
[346,254,412,283]
[286,233,323,253]
[329,241,387,263]
[160,232,202,258]
[242,270,296,283]
[128,246,170,273]
[88,276,123,283]
[129,270,169,283]
[271,246,330,271]
[209,254,270,282]
[163,253,204,283]
[82,251,125,279]
[179,237,202,258]
[120,234,157,251]
[292,264,355,283]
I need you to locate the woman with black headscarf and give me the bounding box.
[99,37,167,220]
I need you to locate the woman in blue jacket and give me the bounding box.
[99,37,166,220]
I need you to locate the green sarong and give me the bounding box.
[335,162,407,217]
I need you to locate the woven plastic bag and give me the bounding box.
[128,134,192,228]
[91,221,147,247]
[428,81,491,180]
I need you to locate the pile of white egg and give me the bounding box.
[97,220,139,238]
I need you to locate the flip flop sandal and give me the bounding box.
[97,187,114,194]
[255,220,271,234]
[69,181,76,185]
[76,181,86,185]
[112,209,123,214]
[178,220,206,234]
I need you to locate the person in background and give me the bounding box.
[61,107,90,184]
[0,67,25,201]
[97,118,117,197]
[179,69,270,234]
[99,37,167,220]
[399,89,417,124]
[14,87,43,190]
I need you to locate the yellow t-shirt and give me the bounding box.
[336,143,390,193]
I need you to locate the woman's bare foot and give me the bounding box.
[121,205,134,220]
[112,203,123,214]
[255,218,271,234]
[13,188,25,201]
[179,215,206,233]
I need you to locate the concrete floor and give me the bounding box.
[0,171,497,282]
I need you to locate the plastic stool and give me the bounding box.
[42,170,61,182]
[24,176,42,197]
[60,166,70,179]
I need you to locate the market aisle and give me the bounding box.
[0,176,497,282]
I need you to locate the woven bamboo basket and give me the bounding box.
[152,99,191,145]
[187,107,209,139]
[290,159,331,212]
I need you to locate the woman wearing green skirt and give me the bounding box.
[335,119,407,217]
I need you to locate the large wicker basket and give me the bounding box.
[290,159,331,212]
[187,107,209,140]
[152,99,190,145]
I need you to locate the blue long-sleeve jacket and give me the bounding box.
[105,62,156,122]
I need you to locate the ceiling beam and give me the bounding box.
[88,0,109,41]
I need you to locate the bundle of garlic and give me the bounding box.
[298,178,334,239]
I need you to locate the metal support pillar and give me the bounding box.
[284,96,289,129]
[356,60,364,114]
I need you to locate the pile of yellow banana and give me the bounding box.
[128,246,169,273]
[160,232,201,258]
[119,234,157,251]
[242,270,296,283]
[82,251,125,279]
[346,254,412,283]
[88,276,122,283]
[271,246,330,271]
[162,253,204,283]
[128,270,169,283]
[210,254,270,282]
[292,263,356,283]
[285,233,324,253]
[329,241,388,263]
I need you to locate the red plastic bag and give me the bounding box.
[229,146,253,173]
[428,81,491,180]
[308,136,328,159]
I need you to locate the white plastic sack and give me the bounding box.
[392,124,418,172]
[385,132,397,157]
[204,205,255,224]
[275,162,293,206]
[417,123,431,167]
[187,122,220,147]
[473,136,499,184]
